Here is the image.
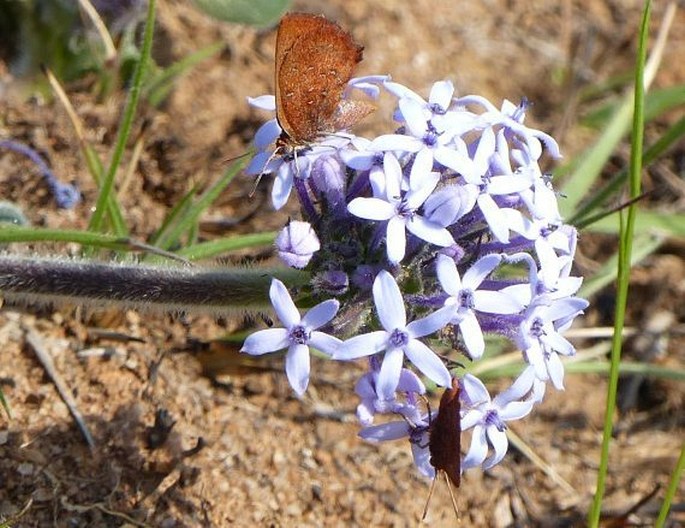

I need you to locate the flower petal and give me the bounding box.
[240,328,289,355]
[301,299,339,330]
[348,197,395,221]
[309,332,342,357]
[459,312,485,359]
[269,279,300,329]
[403,340,451,388]
[483,428,508,469]
[406,216,454,247]
[377,347,406,400]
[386,216,408,264]
[360,420,410,442]
[373,270,407,329]
[462,424,488,469]
[285,343,310,396]
[334,331,389,360]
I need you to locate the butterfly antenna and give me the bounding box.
[249,147,281,198]
[421,473,438,521]
[444,471,461,521]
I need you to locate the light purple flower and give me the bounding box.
[436,254,523,359]
[347,151,454,264]
[359,406,435,479]
[369,97,477,178]
[334,270,453,399]
[355,357,426,425]
[515,296,588,390]
[241,279,341,396]
[244,95,356,210]
[454,96,561,160]
[423,183,478,228]
[275,221,320,269]
[461,373,535,470]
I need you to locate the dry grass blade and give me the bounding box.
[24,327,96,450]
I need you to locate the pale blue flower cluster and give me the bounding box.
[242,78,587,479]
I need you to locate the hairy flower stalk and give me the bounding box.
[243,77,588,482]
[0,255,307,315]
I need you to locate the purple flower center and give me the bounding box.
[529,317,545,338]
[289,324,311,345]
[458,289,475,310]
[540,224,555,238]
[423,126,438,147]
[484,409,506,432]
[429,102,447,115]
[389,328,409,349]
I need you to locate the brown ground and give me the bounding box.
[1,1,684,526]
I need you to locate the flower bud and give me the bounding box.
[275,221,320,269]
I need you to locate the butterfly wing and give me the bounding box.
[275,13,364,143]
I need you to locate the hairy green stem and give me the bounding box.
[0,255,308,316]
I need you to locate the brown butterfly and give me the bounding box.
[274,12,374,150]
[423,377,462,520]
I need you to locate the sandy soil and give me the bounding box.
[1,0,684,526]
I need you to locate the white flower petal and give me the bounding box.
[428,80,454,110]
[462,425,488,469]
[406,216,454,247]
[309,332,342,357]
[269,279,300,328]
[377,347,405,400]
[285,343,310,396]
[474,290,523,314]
[370,134,422,153]
[301,299,339,330]
[348,197,395,221]
[483,428,508,469]
[403,340,451,388]
[373,270,407,329]
[462,253,502,288]
[247,94,276,110]
[386,216,408,264]
[240,328,289,355]
[334,331,389,360]
[436,254,463,295]
[459,312,485,359]
[360,420,411,442]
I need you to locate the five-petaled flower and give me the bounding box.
[241,278,341,396]
[334,270,453,400]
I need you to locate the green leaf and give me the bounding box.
[144,42,224,107]
[191,0,290,26]
[583,210,685,238]
[582,84,685,129]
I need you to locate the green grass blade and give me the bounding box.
[144,42,224,107]
[0,387,11,419]
[148,183,200,247]
[88,0,156,233]
[83,144,129,236]
[582,84,685,129]
[583,210,685,237]
[655,441,685,527]
[559,92,636,217]
[589,2,649,525]
[175,231,277,260]
[154,158,245,250]
[569,115,685,226]
[0,225,166,253]
[578,232,663,300]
